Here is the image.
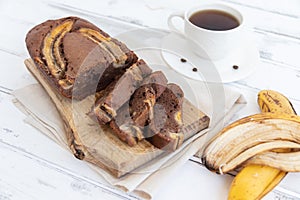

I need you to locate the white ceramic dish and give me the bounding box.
[161,32,260,83]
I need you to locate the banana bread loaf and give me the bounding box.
[26,16,138,100]
[26,16,187,151]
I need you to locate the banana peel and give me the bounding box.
[202,112,300,173]
[227,90,296,200]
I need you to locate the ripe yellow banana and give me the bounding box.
[258,90,296,114]
[228,90,296,200]
[228,165,286,200]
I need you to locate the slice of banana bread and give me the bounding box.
[109,103,144,147]
[26,16,138,100]
[109,71,168,146]
[146,83,184,151]
[93,60,152,125]
[129,71,168,127]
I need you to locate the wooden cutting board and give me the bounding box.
[25,58,209,178]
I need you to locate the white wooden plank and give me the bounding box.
[0,142,133,200]
[220,0,300,39]
[221,0,300,18]
[0,16,32,57]
[233,59,300,102]
[228,82,300,115]
[0,1,67,25]
[155,161,233,200]
[0,94,106,182]
[0,94,134,199]
[252,30,300,69]
[0,52,36,91]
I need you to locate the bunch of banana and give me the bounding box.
[201,90,300,199]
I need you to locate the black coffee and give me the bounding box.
[189,9,239,31]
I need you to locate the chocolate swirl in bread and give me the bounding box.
[109,71,168,146]
[93,60,152,125]
[147,83,184,151]
[26,17,138,100]
[109,82,184,151]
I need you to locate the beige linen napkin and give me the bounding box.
[13,83,245,199]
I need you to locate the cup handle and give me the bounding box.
[167,11,185,35]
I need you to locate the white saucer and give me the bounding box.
[161,32,260,83]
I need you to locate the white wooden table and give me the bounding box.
[1,0,300,199]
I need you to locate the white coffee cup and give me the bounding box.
[167,3,244,60]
